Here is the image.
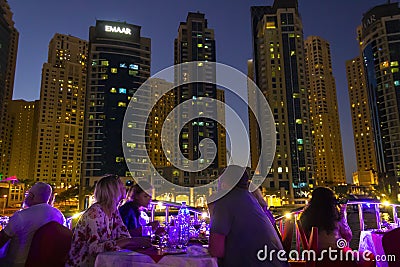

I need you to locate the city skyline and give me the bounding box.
[9,0,387,182]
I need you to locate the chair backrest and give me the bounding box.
[282,220,294,253]
[25,221,72,267]
[382,227,400,267]
[296,219,309,250]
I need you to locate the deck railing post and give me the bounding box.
[393,205,399,227]
[294,214,300,253]
[358,204,365,231]
[374,203,381,229]
[151,204,155,222]
[165,206,169,225]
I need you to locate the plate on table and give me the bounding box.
[161,247,187,255]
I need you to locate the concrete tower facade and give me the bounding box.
[250,0,314,200]
[0,0,18,179]
[34,34,87,187]
[304,36,346,186]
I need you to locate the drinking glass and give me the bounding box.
[167,225,180,248]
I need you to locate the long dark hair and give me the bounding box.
[300,187,340,234]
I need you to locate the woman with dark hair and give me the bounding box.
[300,187,352,250]
[118,181,160,237]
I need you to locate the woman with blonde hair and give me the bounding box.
[66,175,151,267]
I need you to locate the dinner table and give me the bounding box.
[358,230,388,267]
[94,246,218,267]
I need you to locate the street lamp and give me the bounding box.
[2,195,7,215]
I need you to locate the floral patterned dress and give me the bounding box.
[66,203,131,267]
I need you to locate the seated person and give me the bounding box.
[208,165,288,267]
[0,182,66,267]
[66,175,151,267]
[118,181,159,237]
[300,187,352,251]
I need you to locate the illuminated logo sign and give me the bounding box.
[363,14,376,29]
[105,25,132,35]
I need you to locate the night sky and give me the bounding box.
[9,0,387,183]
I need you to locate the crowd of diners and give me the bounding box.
[0,166,356,267]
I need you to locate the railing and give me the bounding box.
[149,200,205,225]
[275,199,400,251]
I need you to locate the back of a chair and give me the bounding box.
[382,227,400,267]
[296,220,309,250]
[282,220,294,253]
[25,221,72,267]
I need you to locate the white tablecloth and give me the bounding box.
[95,249,218,267]
[358,230,388,267]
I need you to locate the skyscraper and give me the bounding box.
[358,3,400,195]
[346,55,378,186]
[34,34,87,187]
[0,0,18,179]
[250,0,314,200]
[147,78,175,168]
[174,12,226,186]
[304,36,345,186]
[82,20,151,188]
[8,100,39,180]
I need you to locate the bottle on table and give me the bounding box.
[176,201,191,247]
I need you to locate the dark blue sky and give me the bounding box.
[9,0,386,182]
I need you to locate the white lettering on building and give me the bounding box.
[105,25,132,35]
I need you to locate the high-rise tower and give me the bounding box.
[174,12,226,186]
[304,36,346,186]
[8,100,39,180]
[358,3,400,195]
[0,0,18,179]
[34,34,87,187]
[250,0,314,200]
[82,21,151,189]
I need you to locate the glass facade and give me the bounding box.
[82,20,150,186]
[361,3,400,193]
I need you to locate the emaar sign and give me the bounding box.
[105,25,132,35]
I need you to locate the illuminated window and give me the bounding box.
[101,74,108,80]
[395,81,400,86]
[296,119,302,124]
[391,68,399,73]
[119,88,126,94]
[297,139,303,145]
[101,60,109,66]
[182,133,189,138]
[197,43,203,48]
[390,61,399,67]
[380,61,389,69]
[118,102,126,107]
[129,64,139,70]
[290,51,295,56]
[111,68,117,73]
[115,157,124,163]
[126,143,136,148]
[110,88,117,93]
[129,70,138,76]
[266,22,276,29]
[120,63,127,68]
